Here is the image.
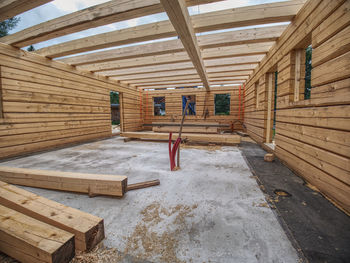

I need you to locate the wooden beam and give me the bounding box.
[100,63,257,77]
[1,0,223,47]
[134,77,247,86]
[83,51,263,73]
[36,1,303,58]
[117,69,199,80]
[121,131,241,144]
[0,204,75,263]
[0,181,104,251]
[84,52,191,72]
[59,38,273,67]
[0,166,127,197]
[137,81,245,89]
[121,71,250,84]
[0,0,52,22]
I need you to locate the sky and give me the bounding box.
[8,0,288,57]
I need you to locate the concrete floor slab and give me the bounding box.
[1,137,300,263]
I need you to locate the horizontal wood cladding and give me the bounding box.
[243,0,350,213]
[142,87,244,130]
[0,43,141,159]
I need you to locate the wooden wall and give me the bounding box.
[0,43,142,160]
[244,0,350,213]
[142,86,244,130]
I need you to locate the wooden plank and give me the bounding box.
[0,0,52,22]
[35,1,302,58]
[153,126,218,133]
[0,181,104,251]
[121,131,240,144]
[0,204,74,263]
[127,179,160,191]
[0,166,127,197]
[1,0,222,47]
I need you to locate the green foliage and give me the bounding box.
[214,94,230,115]
[0,17,20,37]
[304,45,313,99]
[27,45,35,51]
[112,120,120,125]
[110,91,119,104]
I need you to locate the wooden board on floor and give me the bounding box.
[153,126,218,133]
[0,181,104,251]
[121,131,240,144]
[0,204,75,263]
[0,166,127,197]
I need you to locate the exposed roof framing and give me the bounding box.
[76,26,284,72]
[0,0,223,47]
[160,0,210,90]
[0,0,52,22]
[33,1,303,58]
[0,0,306,90]
[60,25,286,65]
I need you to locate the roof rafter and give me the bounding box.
[0,0,223,47]
[160,0,210,90]
[34,1,304,58]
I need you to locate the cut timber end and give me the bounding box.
[0,166,127,197]
[0,204,75,263]
[0,181,104,251]
[264,153,275,162]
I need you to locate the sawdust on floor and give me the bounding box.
[71,202,199,263]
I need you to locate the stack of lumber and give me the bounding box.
[148,121,229,134]
[121,131,240,145]
[0,166,128,197]
[0,180,105,262]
